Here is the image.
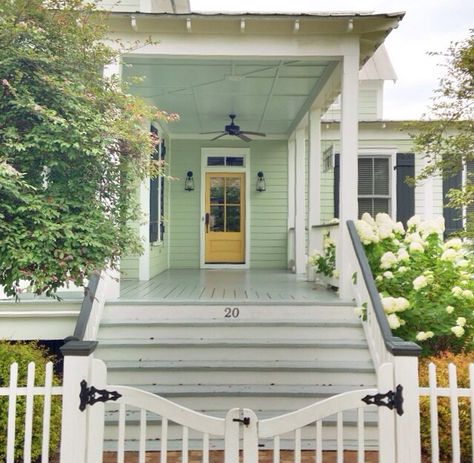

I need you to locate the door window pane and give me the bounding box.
[226,206,240,232]
[226,177,241,204]
[210,206,224,231]
[210,178,225,204]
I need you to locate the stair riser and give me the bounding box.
[106,370,376,386]
[103,305,355,321]
[95,345,371,362]
[98,325,364,340]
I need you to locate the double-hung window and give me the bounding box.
[358,156,391,217]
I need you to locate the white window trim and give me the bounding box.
[358,147,397,220]
[200,147,250,269]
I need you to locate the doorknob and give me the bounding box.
[205,212,210,233]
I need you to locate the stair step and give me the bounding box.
[107,359,374,372]
[97,338,368,348]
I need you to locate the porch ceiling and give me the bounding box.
[122,56,337,136]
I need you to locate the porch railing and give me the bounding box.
[345,219,422,463]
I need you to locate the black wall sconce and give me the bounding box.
[256,171,266,192]
[184,171,195,191]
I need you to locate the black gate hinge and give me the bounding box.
[79,380,122,412]
[362,384,404,416]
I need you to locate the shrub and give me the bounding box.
[355,213,474,355]
[419,352,474,462]
[0,341,62,462]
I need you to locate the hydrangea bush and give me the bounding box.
[308,230,337,279]
[355,213,473,355]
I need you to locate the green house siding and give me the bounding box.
[169,139,288,269]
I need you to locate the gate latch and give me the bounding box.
[79,380,122,412]
[233,417,250,426]
[362,384,404,416]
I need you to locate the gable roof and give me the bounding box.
[360,44,397,82]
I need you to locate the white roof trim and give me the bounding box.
[359,45,397,82]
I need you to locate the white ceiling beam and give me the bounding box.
[257,61,283,133]
[287,61,339,136]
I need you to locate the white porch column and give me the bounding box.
[138,180,151,281]
[338,43,359,299]
[294,127,306,274]
[287,136,296,269]
[307,108,322,254]
[103,59,122,298]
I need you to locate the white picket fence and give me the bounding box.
[419,362,474,463]
[1,359,473,462]
[0,361,63,463]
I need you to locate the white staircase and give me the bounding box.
[94,301,377,450]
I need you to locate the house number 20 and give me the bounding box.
[224,307,240,318]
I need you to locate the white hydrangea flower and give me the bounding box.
[456,317,466,327]
[395,297,410,312]
[361,212,376,227]
[378,225,394,240]
[332,269,339,279]
[380,252,398,269]
[355,220,379,245]
[409,241,425,253]
[405,232,424,244]
[375,213,394,227]
[416,331,434,341]
[413,275,428,291]
[443,238,463,250]
[398,266,408,273]
[323,236,335,249]
[381,296,397,314]
[394,221,405,234]
[446,305,454,314]
[407,215,421,229]
[419,216,445,237]
[451,325,465,337]
[397,248,410,261]
[462,289,474,299]
[383,271,394,279]
[376,275,383,281]
[452,286,464,298]
[455,259,470,268]
[441,248,458,261]
[387,313,401,329]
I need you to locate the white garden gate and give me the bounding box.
[59,344,408,463]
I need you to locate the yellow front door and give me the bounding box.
[205,172,245,263]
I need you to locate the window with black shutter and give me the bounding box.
[395,153,415,226]
[149,126,165,243]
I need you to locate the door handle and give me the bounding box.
[205,213,210,233]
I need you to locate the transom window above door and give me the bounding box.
[358,156,391,217]
[207,156,245,167]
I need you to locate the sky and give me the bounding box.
[190,0,473,120]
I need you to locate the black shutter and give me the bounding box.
[334,153,340,218]
[159,140,166,241]
[443,166,463,236]
[395,153,415,226]
[149,126,159,243]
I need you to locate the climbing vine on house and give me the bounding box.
[0,0,176,297]
[355,213,474,355]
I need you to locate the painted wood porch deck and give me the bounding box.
[118,269,342,304]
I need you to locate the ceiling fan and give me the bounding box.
[201,114,266,142]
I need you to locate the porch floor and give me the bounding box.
[119,269,344,304]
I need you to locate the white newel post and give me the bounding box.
[294,127,306,274]
[59,340,99,463]
[377,363,396,463]
[308,108,322,255]
[393,356,421,463]
[338,44,359,299]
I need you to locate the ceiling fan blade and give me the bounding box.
[237,133,252,142]
[240,131,266,137]
[211,133,228,141]
[201,131,226,134]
